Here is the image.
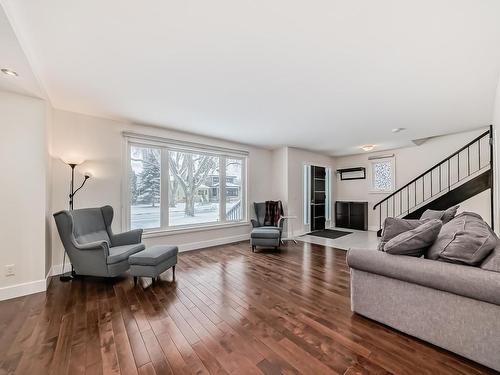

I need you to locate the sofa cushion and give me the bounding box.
[129,245,178,266]
[347,248,500,306]
[251,227,281,239]
[378,217,428,251]
[384,219,442,257]
[420,205,459,224]
[481,242,500,273]
[426,212,496,265]
[107,243,145,264]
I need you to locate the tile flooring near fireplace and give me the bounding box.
[299,227,380,250]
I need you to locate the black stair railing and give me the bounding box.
[373,126,493,231]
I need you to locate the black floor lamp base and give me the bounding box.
[59,274,73,282]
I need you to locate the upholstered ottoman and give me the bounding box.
[251,227,280,251]
[129,245,178,285]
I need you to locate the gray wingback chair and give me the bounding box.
[250,202,284,250]
[53,205,145,277]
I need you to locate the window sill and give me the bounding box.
[142,221,251,238]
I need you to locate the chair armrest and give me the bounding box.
[110,229,143,246]
[72,239,109,253]
[278,216,285,229]
[251,219,260,228]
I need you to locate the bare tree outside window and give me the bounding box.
[169,151,219,225]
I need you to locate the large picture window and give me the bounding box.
[126,134,247,232]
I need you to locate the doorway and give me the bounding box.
[304,165,331,232]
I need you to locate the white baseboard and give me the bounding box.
[0,265,58,301]
[177,233,250,252]
[0,278,47,301]
[291,230,308,238]
[50,263,72,276]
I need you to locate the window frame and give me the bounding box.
[369,156,396,194]
[122,133,248,235]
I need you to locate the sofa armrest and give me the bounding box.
[347,248,500,306]
[110,229,143,246]
[251,219,259,228]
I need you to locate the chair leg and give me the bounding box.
[134,276,137,286]
[172,265,176,281]
[152,277,155,285]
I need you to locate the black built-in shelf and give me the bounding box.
[335,201,368,231]
[311,166,326,231]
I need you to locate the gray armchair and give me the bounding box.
[251,202,284,235]
[250,202,284,251]
[53,205,145,277]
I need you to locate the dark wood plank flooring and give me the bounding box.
[0,241,497,375]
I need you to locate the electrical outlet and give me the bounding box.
[5,264,15,277]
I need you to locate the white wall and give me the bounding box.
[286,147,335,236]
[334,128,490,230]
[494,76,500,233]
[50,109,274,268]
[271,147,288,206]
[44,105,53,276]
[0,91,50,296]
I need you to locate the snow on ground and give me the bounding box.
[131,201,240,229]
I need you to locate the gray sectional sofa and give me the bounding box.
[347,213,500,372]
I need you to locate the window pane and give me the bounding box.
[226,158,243,221]
[168,151,220,226]
[130,146,161,229]
[373,161,392,191]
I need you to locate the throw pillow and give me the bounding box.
[384,219,442,257]
[378,217,429,251]
[420,205,459,224]
[426,212,496,265]
[481,242,500,272]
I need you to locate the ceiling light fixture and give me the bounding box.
[392,127,406,133]
[1,68,18,77]
[361,145,375,152]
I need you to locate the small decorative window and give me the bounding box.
[370,157,395,193]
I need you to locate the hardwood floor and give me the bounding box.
[0,241,497,375]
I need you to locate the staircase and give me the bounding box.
[373,126,494,235]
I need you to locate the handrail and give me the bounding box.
[373,128,491,210]
[227,200,241,220]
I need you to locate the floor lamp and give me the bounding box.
[60,158,91,281]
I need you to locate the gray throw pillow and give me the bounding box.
[481,243,500,272]
[420,205,459,224]
[378,217,428,251]
[427,212,497,265]
[384,219,442,257]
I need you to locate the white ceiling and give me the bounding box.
[2,0,500,155]
[0,6,42,98]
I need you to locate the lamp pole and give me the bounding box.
[69,163,76,210]
[60,162,90,282]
